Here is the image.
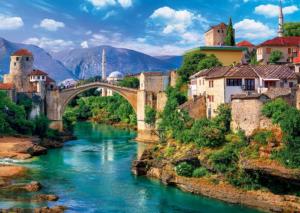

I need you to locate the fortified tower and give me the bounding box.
[4,49,33,92]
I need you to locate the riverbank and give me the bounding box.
[0,134,74,212]
[132,141,300,212]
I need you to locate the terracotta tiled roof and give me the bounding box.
[198,65,296,80]
[28,69,48,76]
[142,72,164,76]
[46,76,55,84]
[251,65,297,80]
[207,22,227,32]
[237,40,255,47]
[258,37,300,47]
[0,83,14,90]
[231,93,269,100]
[263,88,292,99]
[12,49,33,56]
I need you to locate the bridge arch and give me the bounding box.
[58,82,138,119]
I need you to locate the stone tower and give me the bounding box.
[101,48,107,96]
[4,49,33,92]
[278,0,284,37]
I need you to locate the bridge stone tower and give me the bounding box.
[4,49,33,92]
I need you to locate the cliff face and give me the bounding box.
[132,144,300,212]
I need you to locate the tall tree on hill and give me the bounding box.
[224,18,235,46]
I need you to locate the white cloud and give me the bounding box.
[81,41,89,48]
[149,7,206,44]
[118,0,132,8]
[255,4,299,18]
[234,19,276,41]
[37,18,65,31]
[24,37,74,52]
[87,0,132,9]
[0,14,23,30]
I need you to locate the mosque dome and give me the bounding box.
[108,71,124,80]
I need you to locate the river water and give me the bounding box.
[0,122,260,212]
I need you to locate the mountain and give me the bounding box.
[0,37,75,82]
[53,46,180,79]
[155,55,183,69]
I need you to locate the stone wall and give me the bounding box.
[231,97,274,136]
[179,95,206,120]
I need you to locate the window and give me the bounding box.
[16,57,19,61]
[289,82,294,88]
[266,48,271,54]
[26,57,29,61]
[14,62,16,66]
[245,79,255,91]
[226,79,242,86]
[208,95,214,102]
[209,80,214,88]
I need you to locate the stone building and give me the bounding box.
[3,49,34,92]
[204,23,229,46]
[2,49,56,118]
[189,65,298,118]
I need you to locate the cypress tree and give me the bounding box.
[224,18,235,46]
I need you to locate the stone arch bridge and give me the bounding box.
[46,81,165,143]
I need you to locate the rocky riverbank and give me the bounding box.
[0,134,74,212]
[132,145,300,212]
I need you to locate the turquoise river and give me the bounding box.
[0,122,260,212]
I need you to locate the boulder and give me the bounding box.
[34,205,67,213]
[35,194,59,202]
[24,181,42,192]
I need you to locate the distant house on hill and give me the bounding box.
[257,37,300,64]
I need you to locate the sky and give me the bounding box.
[0,0,299,56]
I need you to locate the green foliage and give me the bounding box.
[118,77,140,89]
[284,22,300,36]
[262,98,288,123]
[63,93,137,129]
[269,50,283,64]
[262,99,300,168]
[192,167,209,178]
[145,105,156,126]
[252,130,273,146]
[224,18,235,46]
[175,162,194,177]
[197,54,222,71]
[33,115,50,139]
[210,143,239,173]
[17,93,33,117]
[177,51,221,83]
[164,146,176,157]
[227,170,261,190]
[213,104,231,133]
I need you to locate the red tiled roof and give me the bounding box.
[46,76,55,84]
[0,83,14,90]
[12,49,33,56]
[205,65,258,79]
[28,69,48,76]
[237,40,255,47]
[258,37,300,47]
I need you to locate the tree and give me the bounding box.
[269,50,283,64]
[178,51,221,83]
[118,77,139,89]
[33,115,50,139]
[284,22,300,36]
[145,106,157,127]
[224,18,235,46]
[178,51,206,83]
[197,54,222,71]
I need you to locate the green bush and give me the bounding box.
[145,105,156,126]
[262,98,288,124]
[269,50,283,64]
[252,130,273,145]
[118,77,139,89]
[164,146,176,157]
[175,162,194,177]
[33,115,50,139]
[210,143,239,173]
[192,167,209,178]
[227,170,261,190]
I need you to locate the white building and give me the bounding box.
[189,65,298,118]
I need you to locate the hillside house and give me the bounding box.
[189,65,298,118]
